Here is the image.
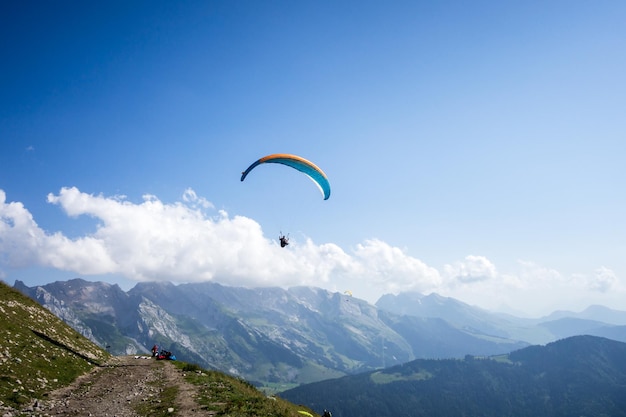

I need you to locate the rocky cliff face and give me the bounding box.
[14,281,99,345]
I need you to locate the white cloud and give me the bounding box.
[438,259,625,316]
[0,189,43,267]
[443,255,497,284]
[182,188,214,210]
[1,187,624,314]
[44,187,278,283]
[516,260,564,288]
[1,188,439,299]
[352,239,442,294]
[588,266,618,292]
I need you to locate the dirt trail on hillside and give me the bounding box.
[30,356,207,417]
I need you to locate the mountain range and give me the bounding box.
[13,278,626,389]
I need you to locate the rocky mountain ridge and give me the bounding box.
[13,278,626,388]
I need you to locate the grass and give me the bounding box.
[370,369,433,384]
[174,361,319,417]
[134,383,179,417]
[0,282,110,408]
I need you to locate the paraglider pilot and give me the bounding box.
[279,234,289,248]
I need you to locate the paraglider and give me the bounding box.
[241,153,331,200]
[242,154,329,248]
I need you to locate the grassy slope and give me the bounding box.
[0,281,111,407]
[131,361,319,417]
[176,362,319,417]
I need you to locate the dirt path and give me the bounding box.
[29,356,206,417]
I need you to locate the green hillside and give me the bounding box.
[0,281,110,407]
[282,335,626,417]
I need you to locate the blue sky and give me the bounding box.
[1,1,625,316]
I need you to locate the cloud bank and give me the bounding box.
[0,187,622,315]
[0,187,440,293]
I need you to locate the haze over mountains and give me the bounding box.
[13,278,626,389]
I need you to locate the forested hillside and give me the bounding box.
[281,335,626,417]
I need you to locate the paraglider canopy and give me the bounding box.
[241,153,331,200]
